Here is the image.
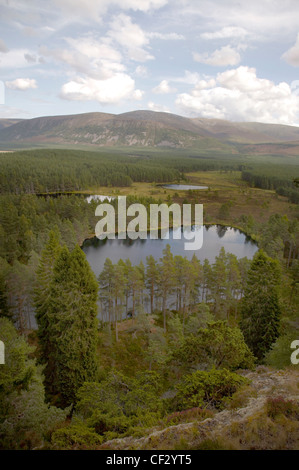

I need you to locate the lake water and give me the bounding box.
[163,184,208,190]
[85,195,115,203]
[82,225,258,277]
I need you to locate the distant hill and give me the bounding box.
[0,118,24,130]
[1,110,299,153]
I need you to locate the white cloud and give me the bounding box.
[148,32,184,40]
[65,37,122,63]
[191,79,217,93]
[60,74,143,104]
[42,31,144,105]
[40,37,125,79]
[53,0,168,24]
[175,66,299,125]
[200,27,249,40]
[0,39,8,53]
[116,0,168,11]
[108,14,154,62]
[172,71,201,85]
[135,65,148,77]
[147,101,170,113]
[0,105,32,119]
[5,78,37,90]
[282,33,299,66]
[152,80,177,94]
[0,49,37,68]
[177,0,299,41]
[193,46,241,67]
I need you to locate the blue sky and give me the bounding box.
[1,0,299,125]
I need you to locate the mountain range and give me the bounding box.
[1,110,299,154]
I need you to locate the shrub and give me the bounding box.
[163,407,214,426]
[266,397,299,419]
[174,368,249,411]
[51,423,103,450]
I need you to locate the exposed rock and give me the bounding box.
[101,367,299,450]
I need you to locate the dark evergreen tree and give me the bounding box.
[46,245,99,406]
[34,230,61,396]
[240,250,282,362]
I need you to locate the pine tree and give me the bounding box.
[159,245,176,332]
[0,258,11,320]
[43,245,99,406]
[98,258,114,326]
[240,250,281,362]
[145,255,159,315]
[34,230,61,395]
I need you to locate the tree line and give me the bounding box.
[0,149,246,195]
[98,246,251,337]
[242,167,299,203]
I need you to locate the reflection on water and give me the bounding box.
[82,225,258,278]
[85,195,115,203]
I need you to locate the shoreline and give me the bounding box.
[80,222,259,248]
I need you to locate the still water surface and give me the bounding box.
[82,225,258,277]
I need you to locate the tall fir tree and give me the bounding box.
[34,230,61,396]
[240,250,281,362]
[39,245,99,406]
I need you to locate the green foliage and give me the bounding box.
[242,166,299,203]
[264,330,299,369]
[218,201,232,219]
[0,318,35,403]
[72,370,164,441]
[51,422,103,450]
[174,368,248,410]
[76,370,163,418]
[171,321,255,372]
[0,149,181,194]
[0,320,67,449]
[240,250,282,361]
[38,245,99,406]
[0,369,68,450]
[34,230,61,392]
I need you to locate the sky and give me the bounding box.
[1,0,299,125]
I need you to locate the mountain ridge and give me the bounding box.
[1,110,299,151]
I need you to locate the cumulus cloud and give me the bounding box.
[175,66,299,125]
[60,74,143,104]
[40,37,125,79]
[282,33,299,66]
[108,14,154,62]
[5,78,37,90]
[193,45,241,67]
[152,80,177,94]
[200,26,249,40]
